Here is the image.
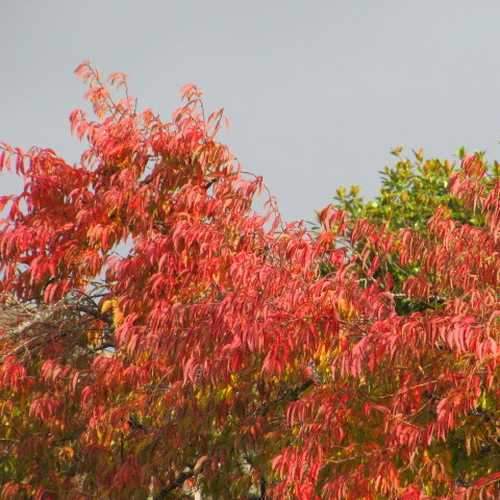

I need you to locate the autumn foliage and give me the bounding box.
[0,63,498,499]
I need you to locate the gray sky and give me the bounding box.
[2,1,500,222]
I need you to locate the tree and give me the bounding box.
[332,148,499,314]
[330,151,499,493]
[0,63,498,499]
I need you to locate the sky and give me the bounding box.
[2,1,500,222]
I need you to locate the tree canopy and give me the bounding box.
[0,63,498,499]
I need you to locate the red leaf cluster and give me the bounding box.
[0,63,498,499]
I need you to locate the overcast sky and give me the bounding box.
[2,1,500,221]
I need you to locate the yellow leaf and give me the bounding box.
[101,299,115,314]
[113,307,124,327]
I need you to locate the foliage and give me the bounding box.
[0,63,498,499]
[333,147,499,231]
[333,150,499,315]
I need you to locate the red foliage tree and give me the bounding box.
[0,63,498,499]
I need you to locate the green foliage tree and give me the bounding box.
[332,148,499,314]
[334,147,499,230]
